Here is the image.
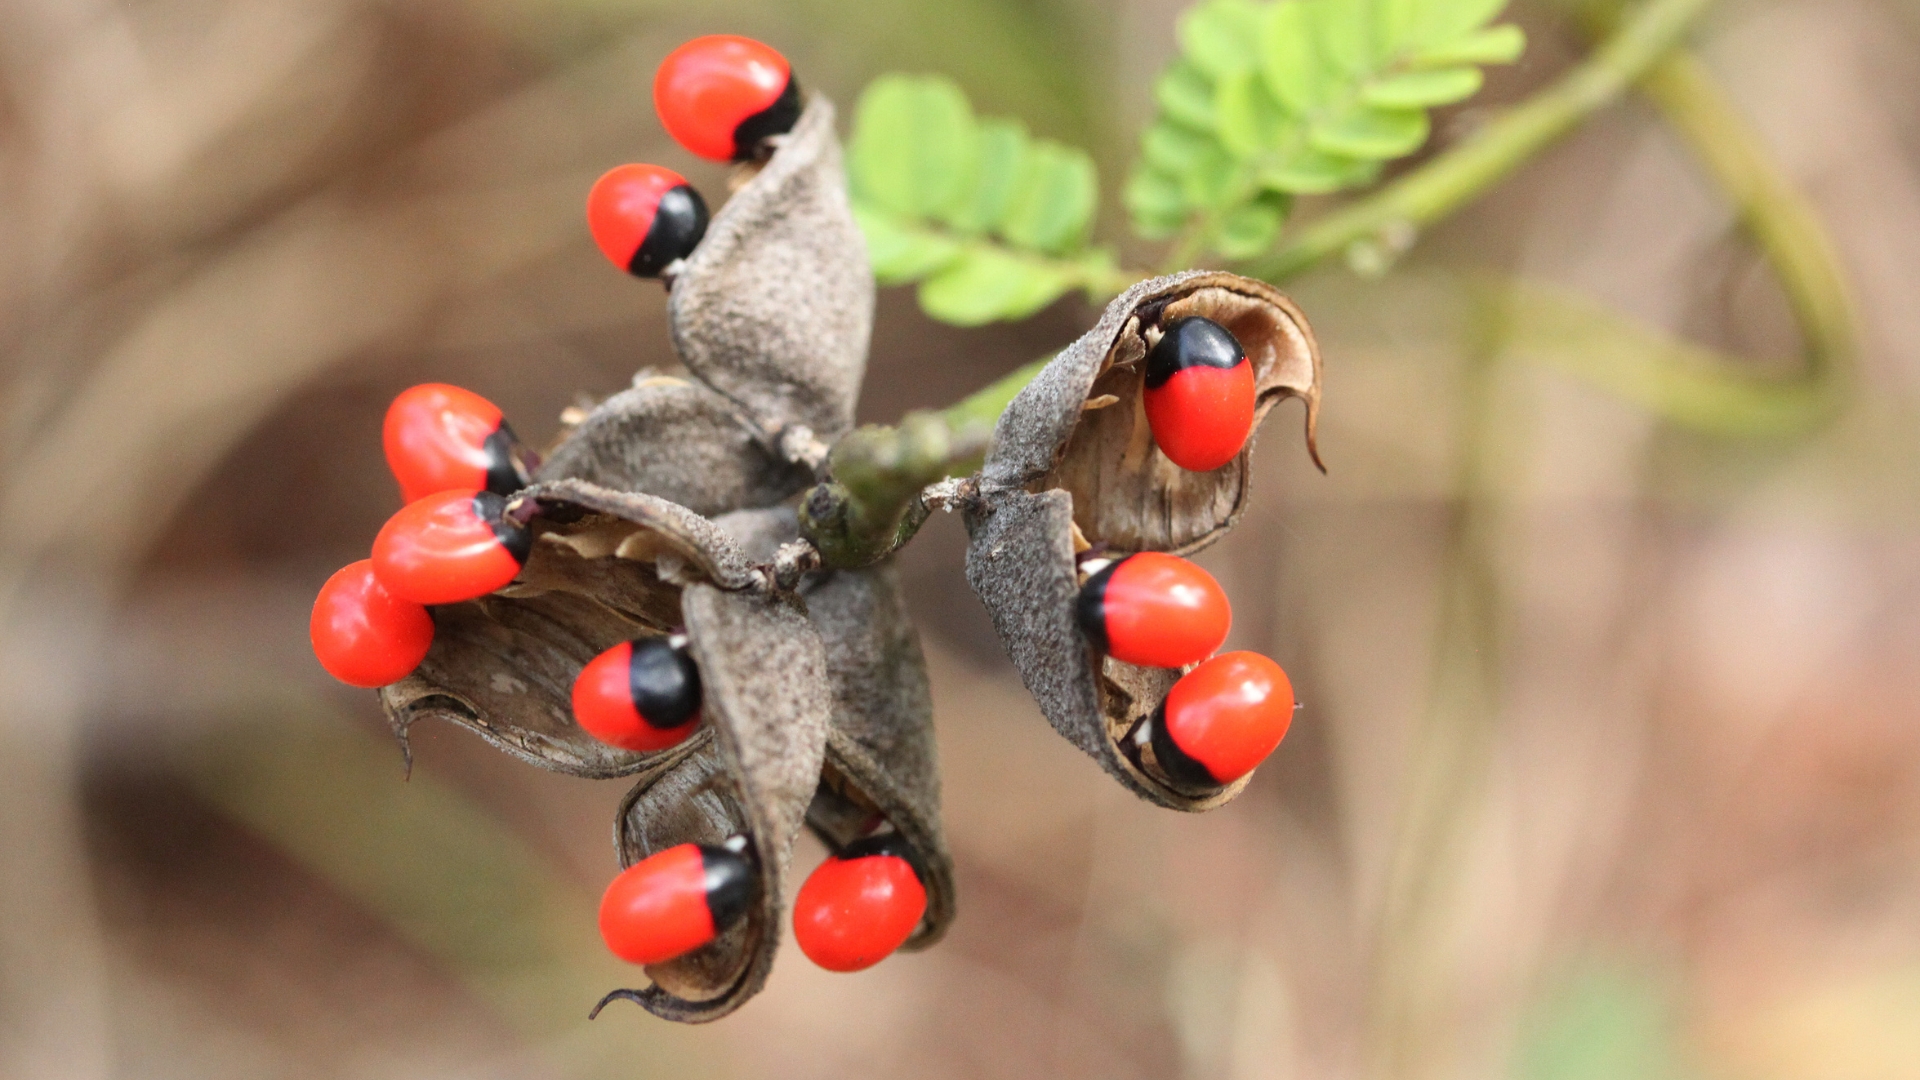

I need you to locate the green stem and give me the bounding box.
[798,357,1048,568]
[1242,0,1717,281]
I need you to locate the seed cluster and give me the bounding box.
[308,34,1322,1023]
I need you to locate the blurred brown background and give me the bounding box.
[4,0,1919,1078]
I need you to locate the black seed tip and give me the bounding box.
[473,490,532,564]
[628,185,710,277]
[627,638,701,729]
[699,842,759,933]
[1075,559,1121,653]
[731,74,802,161]
[481,422,529,497]
[1146,704,1224,791]
[838,831,927,885]
[1144,316,1246,389]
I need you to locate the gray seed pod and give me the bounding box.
[535,374,812,515]
[964,272,1322,810]
[667,95,872,449]
[379,478,758,778]
[802,564,955,951]
[601,584,833,1023]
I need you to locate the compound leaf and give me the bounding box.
[849,74,979,222]
[1002,141,1099,255]
[1361,66,1483,107]
[919,246,1078,325]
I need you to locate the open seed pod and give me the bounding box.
[801,564,955,951]
[535,374,813,516]
[964,272,1321,810]
[379,478,761,778]
[667,95,872,449]
[600,584,833,1022]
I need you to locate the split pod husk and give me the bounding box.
[963,271,1322,810]
[379,478,762,778]
[600,583,833,1022]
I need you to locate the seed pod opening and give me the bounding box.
[667,95,872,449]
[800,565,955,951]
[965,272,1321,810]
[378,479,759,778]
[600,584,832,1022]
[980,270,1321,556]
[535,374,812,515]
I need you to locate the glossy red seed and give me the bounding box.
[572,640,701,752]
[309,560,434,688]
[793,849,927,973]
[653,35,793,161]
[383,383,519,504]
[587,164,705,275]
[1080,552,1230,669]
[1144,362,1257,472]
[370,489,526,605]
[1162,651,1294,785]
[599,844,717,966]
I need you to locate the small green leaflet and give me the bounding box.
[1126,0,1524,256]
[847,74,1117,326]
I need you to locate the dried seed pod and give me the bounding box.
[801,564,955,951]
[379,478,758,778]
[964,272,1322,810]
[535,374,812,515]
[600,584,833,1022]
[667,95,872,448]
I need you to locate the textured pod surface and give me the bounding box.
[607,584,833,1022]
[667,95,872,444]
[379,479,756,778]
[964,272,1318,809]
[535,374,811,515]
[980,270,1321,556]
[801,564,955,950]
[965,489,1248,810]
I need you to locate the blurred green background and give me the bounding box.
[4,0,1919,1078]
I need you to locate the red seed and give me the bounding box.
[653,35,799,162]
[309,560,434,688]
[600,840,757,966]
[1076,552,1231,669]
[1143,316,1256,472]
[572,639,702,752]
[1156,651,1293,786]
[370,489,528,605]
[586,164,709,277]
[793,836,927,972]
[383,383,525,504]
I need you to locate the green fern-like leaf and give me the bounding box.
[847,74,1122,325]
[1126,0,1525,258]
